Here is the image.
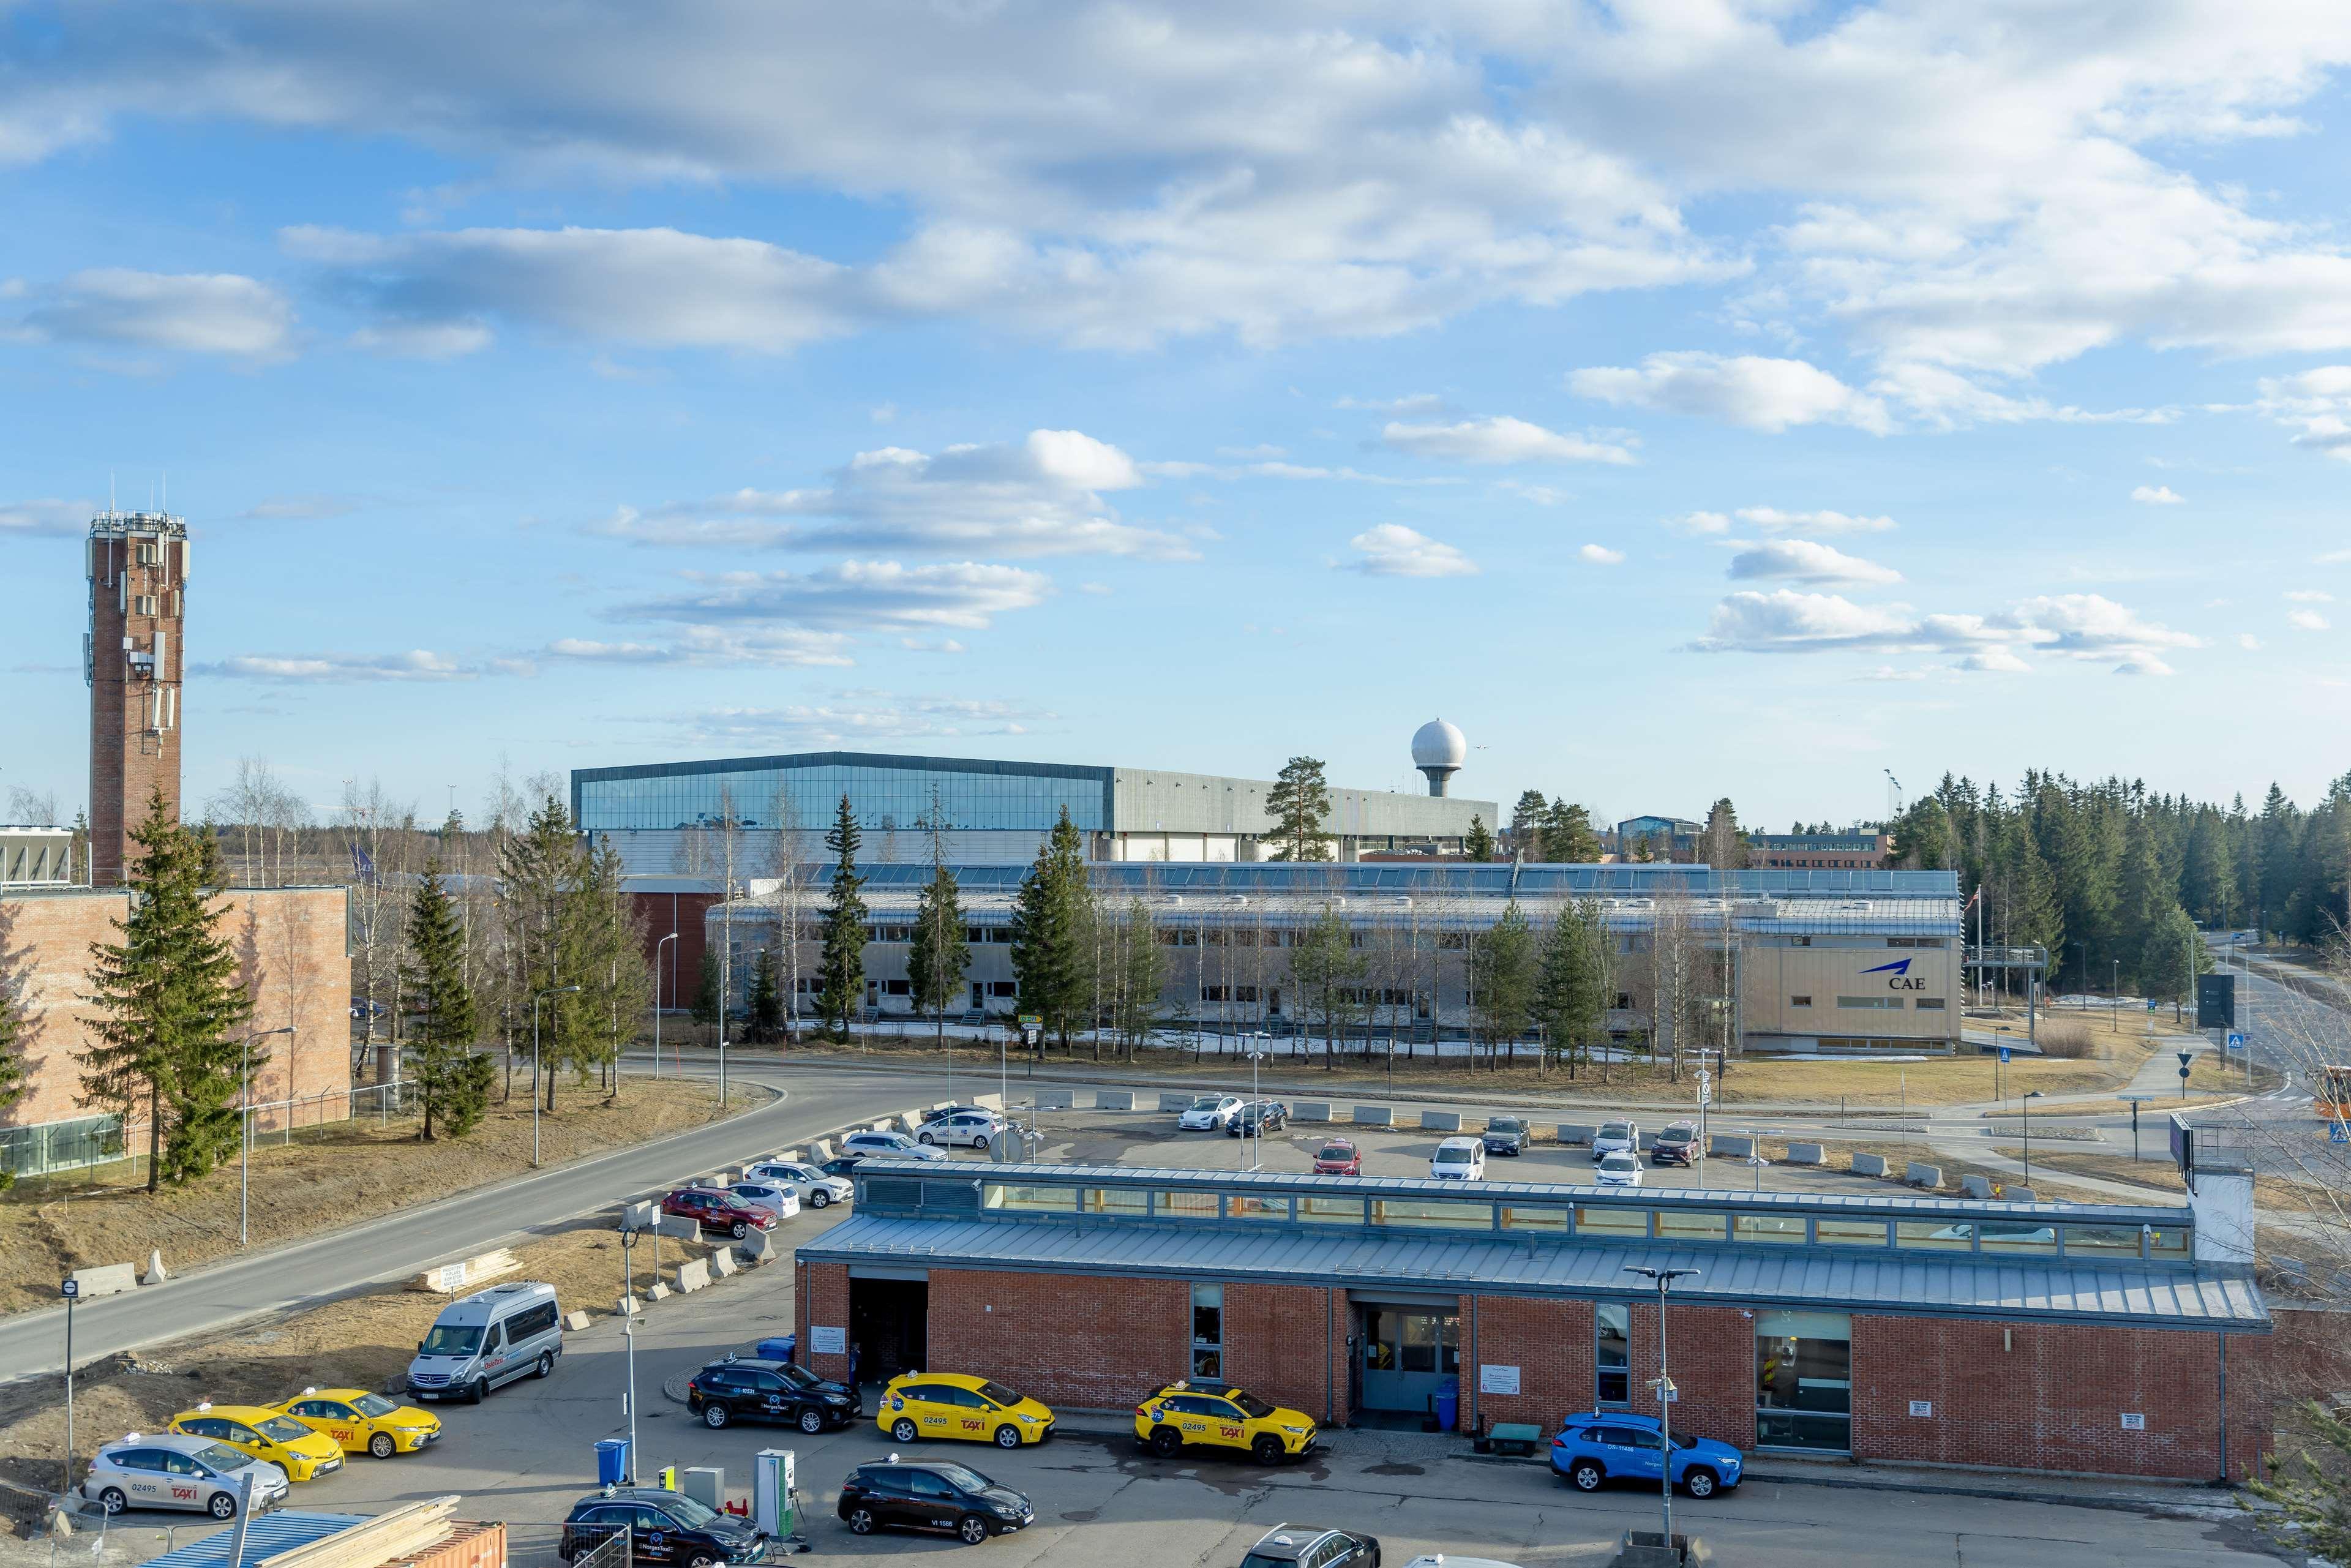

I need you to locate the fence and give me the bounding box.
[510,1519,628,1568]
[0,1081,419,1184]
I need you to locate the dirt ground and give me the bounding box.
[0,1220,727,1534]
[764,1027,2164,1109]
[0,1081,729,1319]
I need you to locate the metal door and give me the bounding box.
[1356,1307,1458,1412]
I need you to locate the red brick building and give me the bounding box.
[0,884,352,1176]
[796,1163,2272,1483]
[86,511,189,887]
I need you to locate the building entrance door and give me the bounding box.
[1355,1305,1458,1413]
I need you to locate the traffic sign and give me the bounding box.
[2176,1051,2192,1067]
[2227,1032,2246,1052]
[2331,1123,2349,1145]
[59,1277,77,1300]
[2178,1065,2192,1081]
[1998,1046,2011,1065]
[1018,1014,1041,1026]
[2147,999,2158,1012]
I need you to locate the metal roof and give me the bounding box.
[801,1210,2266,1330]
[139,1513,365,1568]
[805,861,1960,898]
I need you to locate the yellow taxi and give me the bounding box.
[1133,1379,1318,1465]
[267,1387,443,1459]
[167,1403,345,1482]
[875,1373,1056,1449]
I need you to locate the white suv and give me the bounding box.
[746,1160,855,1209]
[918,1110,1005,1149]
[841,1130,947,1161]
[1592,1120,1639,1161]
[1428,1137,1487,1181]
[1179,1095,1245,1131]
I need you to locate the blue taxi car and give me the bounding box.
[1549,1412,1742,1499]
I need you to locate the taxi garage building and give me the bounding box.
[796,1163,2274,1482]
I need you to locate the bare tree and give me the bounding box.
[1648,880,1698,1081]
[5,785,59,827]
[760,789,813,1041]
[340,778,419,1059]
[675,782,750,1044]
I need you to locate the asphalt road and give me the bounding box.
[0,1064,909,1386]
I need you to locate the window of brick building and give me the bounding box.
[1595,1304,1630,1405]
[1190,1284,1223,1379]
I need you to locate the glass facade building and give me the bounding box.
[574,752,1114,836]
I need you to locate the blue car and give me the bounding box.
[1549,1412,1743,1499]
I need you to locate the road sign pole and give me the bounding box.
[61,1278,77,1496]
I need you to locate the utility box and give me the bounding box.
[754,1450,796,1538]
[681,1466,725,1513]
[2197,972,2236,1029]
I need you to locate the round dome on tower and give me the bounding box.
[1411,718,1468,770]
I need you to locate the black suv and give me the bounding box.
[688,1356,858,1434]
[1227,1100,1289,1138]
[560,1488,765,1566]
[1481,1116,1529,1155]
[838,1458,1034,1545]
[1239,1525,1381,1568]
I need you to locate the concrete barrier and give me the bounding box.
[2004,1185,2038,1203]
[1960,1174,1995,1199]
[975,1093,1005,1112]
[643,1281,671,1304]
[1295,1102,1330,1121]
[1905,1161,1942,1189]
[894,1111,926,1136]
[66,1264,138,1300]
[1037,1089,1076,1111]
[1159,1093,1194,1113]
[1558,1123,1594,1147]
[623,1201,659,1232]
[563,1310,591,1331]
[929,1101,957,1113]
[710,1251,740,1279]
[1851,1152,1888,1177]
[615,1296,642,1317]
[677,1259,711,1294]
[1711,1135,1754,1159]
[1785,1142,1824,1166]
[1352,1105,1393,1125]
[1095,1090,1135,1111]
[657,1214,702,1242]
[1421,1111,1462,1132]
[740,1231,776,1264]
[810,1139,835,1161]
[141,1250,168,1286]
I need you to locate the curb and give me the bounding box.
[1737,1465,2243,1518]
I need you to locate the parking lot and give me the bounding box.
[82,1220,2277,1568]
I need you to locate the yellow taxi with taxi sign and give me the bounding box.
[1134,1379,1318,1465]
[876,1372,1056,1449]
[266,1387,443,1459]
[167,1403,344,1482]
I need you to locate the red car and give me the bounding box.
[1312,1138,1362,1176]
[661,1187,776,1239]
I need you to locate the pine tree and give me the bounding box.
[0,968,26,1190]
[816,793,869,1040]
[2181,808,2239,927]
[691,950,722,1033]
[1112,897,1166,1054]
[1286,902,1364,1068]
[1467,900,1537,1064]
[908,865,970,1043]
[498,793,589,1110]
[2115,827,2170,990]
[2258,783,2302,937]
[747,948,784,1042]
[1009,808,1092,1052]
[404,858,487,1139]
[568,836,651,1097]
[1509,790,1550,856]
[1700,798,1747,870]
[1534,899,1611,1076]
[81,790,254,1191]
[1265,757,1333,861]
[1542,800,1601,863]
[1463,815,1495,862]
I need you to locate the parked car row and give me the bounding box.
[83,1385,447,1518]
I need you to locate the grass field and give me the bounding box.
[0,1079,730,1319]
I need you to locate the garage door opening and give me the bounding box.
[849,1275,928,1390]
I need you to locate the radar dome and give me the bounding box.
[1412,718,1467,770]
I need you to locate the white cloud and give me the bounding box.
[10,269,296,361]
[1858,665,1928,681]
[1568,352,1892,434]
[1729,506,1895,534]
[2251,366,2351,461]
[1344,523,1478,578]
[614,560,1053,634]
[2320,549,2351,565]
[591,429,1189,560]
[2288,607,2331,632]
[0,498,98,535]
[1692,589,2198,675]
[1725,539,1902,586]
[1337,394,1449,416]
[2285,590,2334,603]
[659,693,1057,749]
[2239,633,2261,650]
[1666,511,1732,535]
[197,650,486,682]
[2131,484,2186,505]
[1381,416,1635,466]
[238,494,356,521]
[1578,544,1625,565]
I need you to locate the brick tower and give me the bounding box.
[86,509,187,885]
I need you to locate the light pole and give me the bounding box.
[241,1026,295,1247]
[532,985,581,1169]
[60,1276,77,1495]
[1248,1051,1269,1171]
[2021,1090,2042,1187]
[2072,942,2087,1008]
[653,932,679,1078]
[1625,1266,1698,1552]
[620,1220,642,1483]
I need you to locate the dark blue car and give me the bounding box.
[1549,1412,1744,1499]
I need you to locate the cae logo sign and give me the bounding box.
[1862,957,1927,992]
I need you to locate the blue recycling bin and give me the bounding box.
[756,1335,797,1364]
[595,1438,631,1487]
[1433,1381,1460,1432]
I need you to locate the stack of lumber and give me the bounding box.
[260,1499,459,1568]
[407,1249,519,1294]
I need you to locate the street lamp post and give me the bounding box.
[2022,1090,2042,1187]
[532,985,582,1169]
[653,932,679,1078]
[620,1220,642,1484]
[241,1026,296,1247]
[1248,1051,1269,1171]
[1625,1266,1699,1553]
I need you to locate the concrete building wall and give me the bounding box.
[0,885,351,1135]
[1741,940,1959,1049]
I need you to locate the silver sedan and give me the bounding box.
[82,1433,290,1518]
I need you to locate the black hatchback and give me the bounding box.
[560,1488,765,1566]
[838,1458,1034,1545]
[1226,1100,1289,1137]
[688,1356,859,1434]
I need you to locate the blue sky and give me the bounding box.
[6,1,2351,833]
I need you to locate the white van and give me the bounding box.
[406,1281,563,1404]
[1429,1137,1487,1182]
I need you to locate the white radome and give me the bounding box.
[1411,718,1467,769]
